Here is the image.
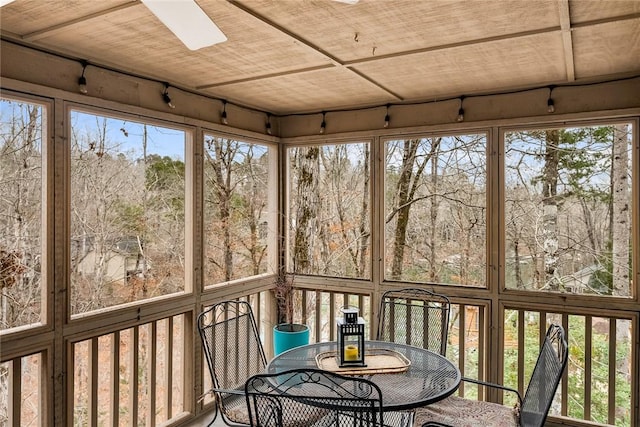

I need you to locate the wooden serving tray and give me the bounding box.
[315,348,411,375]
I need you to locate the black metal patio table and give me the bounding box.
[266,340,461,412]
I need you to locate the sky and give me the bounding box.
[71,110,186,161]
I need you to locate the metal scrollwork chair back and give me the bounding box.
[198,300,267,426]
[519,324,568,426]
[245,368,385,427]
[416,324,568,427]
[377,288,451,356]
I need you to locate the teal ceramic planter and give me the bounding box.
[273,323,310,355]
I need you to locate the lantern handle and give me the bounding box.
[339,305,359,314]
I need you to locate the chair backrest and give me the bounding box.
[245,368,384,427]
[520,324,568,427]
[198,300,267,424]
[377,288,451,355]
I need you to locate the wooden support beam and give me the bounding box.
[557,0,576,81]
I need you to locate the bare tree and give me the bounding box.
[205,137,238,281]
[286,143,370,278]
[387,139,431,279]
[204,137,269,281]
[611,124,630,297]
[0,100,42,329]
[69,113,185,313]
[291,146,320,273]
[356,145,370,277]
[318,144,370,276]
[611,125,632,394]
[542,129,560,290]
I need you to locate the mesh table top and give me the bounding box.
[266,340,461,411]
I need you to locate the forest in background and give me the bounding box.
[0,98,634,426]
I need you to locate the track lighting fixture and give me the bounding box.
[384,104,390,128]
[162,84,175,109]
[221,100,228,125]
[320,112,326,134]
[547,86,555,113]
[266,113,272,135]
[456,96,465,122]
[78,61,88,94]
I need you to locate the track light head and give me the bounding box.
[266,114,272,135]
[456,96,465,122]
[162,87,176,109]
[78,76,88,94]
[547,86,556,113]
[547,98,555,113]
[78,61,88,94]
[162,83,176,109]
[384,104,390,128]
[320,112,326,134]
[163,92,175,109]
[221,100,228,125]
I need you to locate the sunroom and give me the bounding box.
[0,1,638,426]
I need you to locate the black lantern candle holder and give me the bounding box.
[337,306,366,368]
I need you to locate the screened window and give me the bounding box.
[0,97,45,330]
[384,134,487,285]
[70,110,186,314]
[203,135,274,283]
[504,123,633,296]
[287,143,371,279]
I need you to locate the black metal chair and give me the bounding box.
[415,324,568,427]
[245,368,411,427]
[198,300,267,426]
[377,288,451,356]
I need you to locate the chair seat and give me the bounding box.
[225,392,334,427]
[226,394,413,427]
[414,395,518,427]
[220,393,251,425]
[307,410,412,427]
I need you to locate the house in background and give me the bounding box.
[74,236,148,285]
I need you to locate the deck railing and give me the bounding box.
[500,306,637,426]
[1,351,44,426]
[70,314,188,426]
[1,286,637,427]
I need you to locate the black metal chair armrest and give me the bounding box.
[213,387,245,395]
[460,376,523,407]
[418,326,567,427]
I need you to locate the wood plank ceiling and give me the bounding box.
[1,0,639,115]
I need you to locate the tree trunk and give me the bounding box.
[428,142,439,282]
[357,145,370,277]
[543,130,560,290]
[513,236,523,289]
[611,125,631,393]
[293,147,320,273]
[611,124,630,297]
[579,198,598,254]
[207,139,236,281]
[390,139,435,280]
[391,140,418,279]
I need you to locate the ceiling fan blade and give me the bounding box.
[141,0,227,51]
